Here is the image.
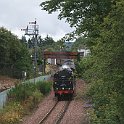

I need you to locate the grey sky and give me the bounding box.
[0,0,73,41]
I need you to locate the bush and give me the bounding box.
[36,81,52,95]
[22,90,44,112]
[8,82,36,102]
[6,81,44,115]
[75,56,93,79]
[0,101,24,124]
[2,80,52,123]
[32,90,44,106]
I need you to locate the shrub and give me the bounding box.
[8,82,36,102]
[6,82,44,115]
[0,101,23,124]
[2,80,52,123]
[32,90,44,106]
[36,81,52,95]
[22,90,44,112]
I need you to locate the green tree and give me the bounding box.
[40,0,114,37]
[0,27,32,78]
[21,35,28,47]
[52,40,66,51]
[37,35,55,49]
[44,35,54,46]
[84,1,124,123]
[40,0,124,123]
[71,37,89,51]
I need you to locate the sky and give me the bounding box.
[0,0,73,41]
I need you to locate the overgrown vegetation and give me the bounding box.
[41,0,124,123]
[0,81,52,124]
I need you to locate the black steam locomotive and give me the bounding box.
[53,65,76,100]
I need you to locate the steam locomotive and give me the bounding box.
[53,64,76,100]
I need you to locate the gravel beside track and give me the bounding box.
[60,100,88,124]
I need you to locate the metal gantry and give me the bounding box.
[21,19,39,83]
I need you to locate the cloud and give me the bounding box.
[0,0,73,41]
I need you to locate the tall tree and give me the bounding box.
[40,0,124,123]
[0,27,32,78]
[37,35,55,49]
[40,0,114,37]
[71,37,88,51]
[21,35,27,46]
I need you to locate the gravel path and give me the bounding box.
[20,79,89,124]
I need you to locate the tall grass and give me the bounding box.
[0,80,52,124]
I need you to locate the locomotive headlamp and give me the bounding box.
[68,88,71,90]
[62,87,64,90]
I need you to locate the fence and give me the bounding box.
[0,75,51,108]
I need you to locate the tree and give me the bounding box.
[40,0,114,37]
[21,35,28,47]
[52,39,66,51]
[71,37,88,51]
[44,35,54,46]
[84,1,124,123]
[28,38,34,49]
[37,36,44,48]
[0,27,32,78]
[40,0,124,123]
[37,35,55,50]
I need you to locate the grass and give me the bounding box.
[0,80,52,124]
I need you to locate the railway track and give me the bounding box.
[54,101,70,124]
[38,100,71,124]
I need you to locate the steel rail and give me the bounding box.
[54,101,71,124]
[38,101,58,124]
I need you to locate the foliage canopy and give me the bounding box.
[0,27,32,78]
[40,0,124,123]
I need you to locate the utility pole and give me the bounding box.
[21,19,39,83]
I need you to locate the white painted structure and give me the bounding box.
[47,58,56,65]
[78,49,90,57]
